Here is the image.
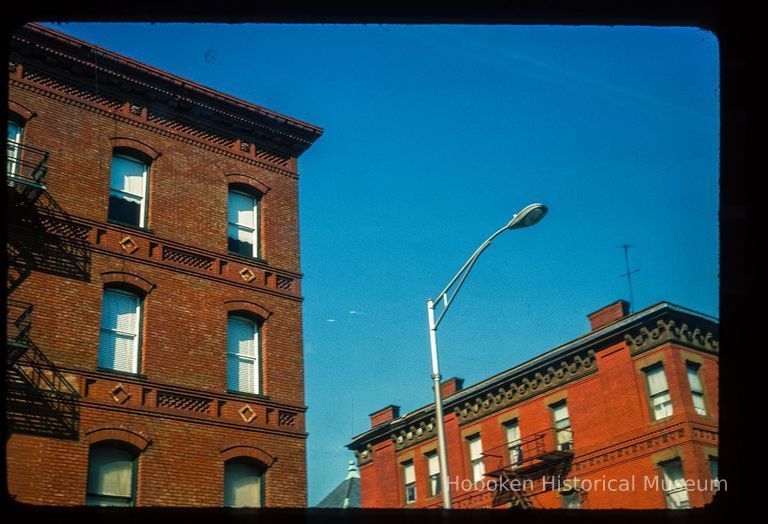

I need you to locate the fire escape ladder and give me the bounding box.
[6,301,80,439]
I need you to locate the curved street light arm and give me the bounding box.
[431,224,509,329]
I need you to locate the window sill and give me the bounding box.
[226,389,270,401]
[96,367,148,380]
[227,251,269,266]
[108,219,155,235]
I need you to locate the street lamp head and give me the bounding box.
[507,203,548,230]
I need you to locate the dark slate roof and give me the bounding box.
[316,477,361,508]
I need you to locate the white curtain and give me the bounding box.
[468,436,485,481]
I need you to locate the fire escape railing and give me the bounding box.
[6,300,80,439]
[480,427,575,508]
[7,140,48,202]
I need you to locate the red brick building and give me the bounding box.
[347,300,719,509]
[6,23,321,507]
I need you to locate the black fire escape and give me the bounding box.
[6,139,83,440]
[481,428,575,508]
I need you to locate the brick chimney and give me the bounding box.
[440,377,465,398]
[587,300,630,331]
[369,405,400,427]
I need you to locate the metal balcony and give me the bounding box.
[7,140,48,204]
[6,301,80,439]
[481,428,575,508]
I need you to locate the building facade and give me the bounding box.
[347,300,719,509]
[6,23,321,506]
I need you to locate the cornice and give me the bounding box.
[10,76,300,180]
[624,317,719,356]
[12,24,322,157]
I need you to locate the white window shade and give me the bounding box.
[661,460,690,509]
[505,421,521,444]
[553,403,570,427]
[224,461,263,507]
[228,190,259,258]
[227,316,259,394]
[427,454,440,476]
[647,366,670,395]
[110,156,147,198]
[403,462,415,484]
[86,446,135,506]
[98,289,140,373]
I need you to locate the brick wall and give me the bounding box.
[7,24,320,507]
[354,337,719,509]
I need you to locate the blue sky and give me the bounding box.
[43,23,719,505]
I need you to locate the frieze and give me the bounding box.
[381,350,597,454]
[453,350,596,426]
[624,318,718,356]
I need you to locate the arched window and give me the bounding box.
[98,287,143,374]
[86,443,137,506]
[228,186,260,258]
[224,458,264,507]
[7,118,24,176]
[108,152,149,228]
[227,314,260,394]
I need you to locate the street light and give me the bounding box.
[426,203,548,509]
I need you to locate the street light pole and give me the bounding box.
[426,203,548,509]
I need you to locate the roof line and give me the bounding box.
[25,23,323,136]
[349,300,718,445]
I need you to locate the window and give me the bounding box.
[426,452,440,497]
[686,363,707,415]
[224,459,264,507]
[504,420,523,465]
[7,120,23,176]
[551,401,572,451]
[402,460,416,504]
[109,153,148,228]
[227,315,260,394]
[467,434,485,483]
[660,459,690,509]
[98,288,142,374]
[709,456,718,486]
[645,363,673,420]
[561,489,581,509]
[228,188,259,258]
[86,444,137,506]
